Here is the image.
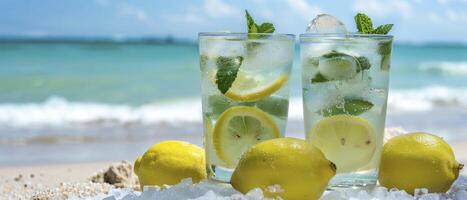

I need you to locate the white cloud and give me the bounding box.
[353,0,412,19]
[203,0,236,18]
[445,9,467,21]
[287,0,322,19]
[165,6,207,24]
[117,5,149,22]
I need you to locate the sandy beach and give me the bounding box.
[0,160,139,199]
[0,140,466,199]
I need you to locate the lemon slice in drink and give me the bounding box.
[224,72,288,102]
[213,106,280,167]
[308,115,376,173]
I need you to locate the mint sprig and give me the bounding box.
[373,24,394,34]
[246,10,258,35]
[215,56,244,94]
[355,13,393,34]
[355,13,373,34]
[245,10,275,38]
[356,56,371,72]
[378,41,392,55]
[318,98,374,117]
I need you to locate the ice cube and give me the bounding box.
[318,52,358,81]
[420,193,443,200]
[371,186,388,198]
[242,39,294,74]
[320,190,346,200]
[307,14,347,33]
[188,190,217,200]
[244,188,265,200]
[199,37,246,59]
[453,188,467,200]
[414,188,429,198]
[336,71,372,96]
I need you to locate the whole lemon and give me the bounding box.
[231,138,336,200]
[379,132,463,194]
[134,140,207,188]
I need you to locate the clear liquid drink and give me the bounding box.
[198,33,295,182]
[300,33,393,188]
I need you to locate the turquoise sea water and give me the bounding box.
[1,41,467,164]
[1,42,467,102]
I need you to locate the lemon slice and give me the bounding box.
[213,106,280,167]
[307,115,376,173]
[224,72,288,102]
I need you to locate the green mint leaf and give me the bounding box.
[257,23,275,33]
[322,50,348,58]
[251,97,288,118]
[311,73,329,83]
[319,98,374,117]
[208,95,233,117]
[378,41,392,56]
[245,10,275,39]
[245,10,275,55]
[373,24,393,34]
[355,13,373,34]
[356,56,371,72]
[378,41,393,71]
[245,10,257,34]
[200,55,208,70]
[381,55,391,71]
[215,56,244,94]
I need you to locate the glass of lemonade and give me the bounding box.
[300,33,393,188]
[198,33,295,183]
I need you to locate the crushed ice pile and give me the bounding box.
[73,177,467,200]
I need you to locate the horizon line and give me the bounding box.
[0,35,466,47]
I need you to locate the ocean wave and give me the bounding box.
[419,61,467,75]
[0,96,202,127]
[0,86,466,127]
[388,86,467,112]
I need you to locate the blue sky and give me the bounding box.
[1,0,467,42]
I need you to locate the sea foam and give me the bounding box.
[419,61,467,76]
[0,86,466,127]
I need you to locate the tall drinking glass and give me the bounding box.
[198,33,295,183]
[300,33,393,189]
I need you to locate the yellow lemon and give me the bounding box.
[231,138,336,200]
[223,72,288,102]
[308,115,376,173]
[213,106,280,167]
[379,132,464,194]
[133,140,207,188]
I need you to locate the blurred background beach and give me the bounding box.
[1,0,467,166]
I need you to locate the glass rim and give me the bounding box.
[300,33,393,39]
[199,32,295,38]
